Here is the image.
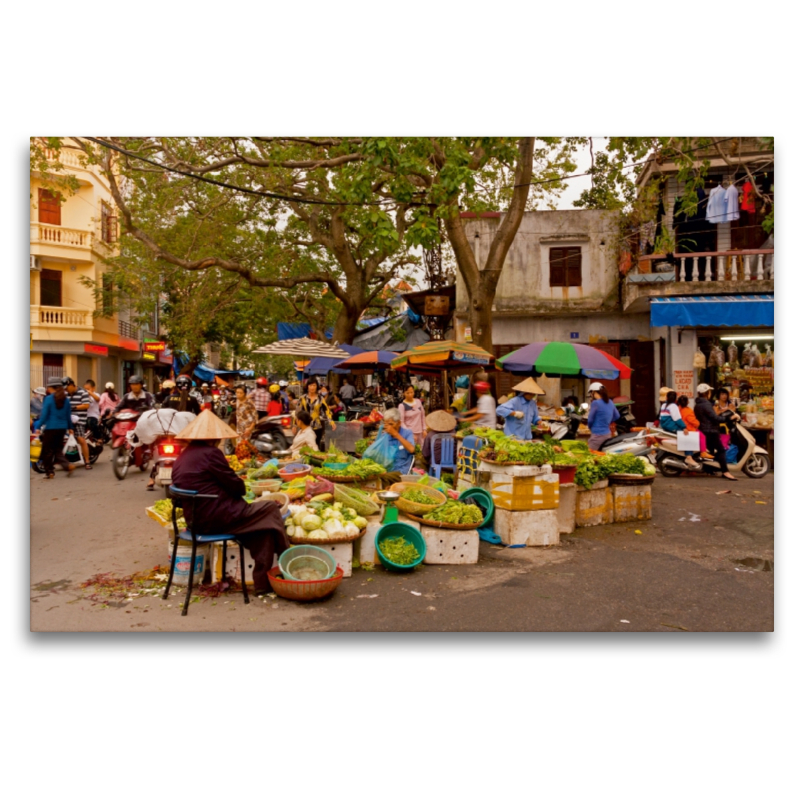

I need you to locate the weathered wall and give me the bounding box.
[478,312,651,346]
[456,209,621,316]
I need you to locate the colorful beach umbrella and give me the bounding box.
[498,341,632,380]
[334,350,398,370]
[391,339,495,374]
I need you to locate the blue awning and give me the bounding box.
[305,344,363,376]
[650,294,774,328]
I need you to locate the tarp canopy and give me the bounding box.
[277,322,334,341]
[650,294,774,328]
[305,344,363,376]
[352,312,430,352]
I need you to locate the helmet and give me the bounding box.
[162,379,175,389]
[270,384,280,393]
[588,382,604,393]
[279,380,287,387]
[62,376,74,387]
[176,375,191,389]
[201,383,209,389]
[256,377,268,387]
[129,374,143,385]
[105,382,115,390]
[474,381,490,393]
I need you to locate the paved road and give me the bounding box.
[30,456,774,632]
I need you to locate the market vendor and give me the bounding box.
[420,409,458,468]
[379,407,416,474]
[496,378,544,440]
[290,410,319,456]
[171,410,290,596]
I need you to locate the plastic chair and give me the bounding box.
[164,486,250,616]
[428,433,456,479]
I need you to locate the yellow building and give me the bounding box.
[30,139,170,391]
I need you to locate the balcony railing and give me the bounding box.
[31,222,91,249]
[118,320,140,340]
[31,305,91,328]
[632,249,774,285]
[42,147,85,169]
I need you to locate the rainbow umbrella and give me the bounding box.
[391,340,495,374]
[498,341,632,380]
[334,350,398,371]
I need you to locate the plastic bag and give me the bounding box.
[709,345,725,367]
[693,348,707,369]
[361,425,396,469]
[304,476,334,500]
[726,342,739,368]
[134,408,196,444]
[764,345,773,368]
[725,443,739,463]
[748,344,762,367]
[63,433,84,465]
[250,460,279,480]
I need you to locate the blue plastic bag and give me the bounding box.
[361,424,396,469]
[725,443,739,463]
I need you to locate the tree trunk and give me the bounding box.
[331,302,360,345]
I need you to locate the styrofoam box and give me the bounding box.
[477,462,552,477]
[315,542,353,578]
[420,526,479,564]
[211,543,278,586]
[494,507,560,547]
[575,485,614,528]
[556,482,577,535]
[611,484,652,522]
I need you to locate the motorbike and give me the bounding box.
[30,417,105,473]
[612,397,638,434]
[223,413,295,456]
[151,434,184,493]
[655,411,771,479]
[110,409,151,480]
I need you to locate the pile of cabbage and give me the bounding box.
[286,501,368,541]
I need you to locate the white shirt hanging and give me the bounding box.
[723,183,740,222]
[706,185,727,223]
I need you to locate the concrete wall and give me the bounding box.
[486,312,651,346]
[456,209,621,316]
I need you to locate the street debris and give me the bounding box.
[410,591,422,596]
[715,490,731,495]
[661,622,689,631]
[620,620,630,624]
[356,594,378,599]
[634,530,643,535]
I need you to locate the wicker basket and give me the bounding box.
[333,484,380,517]
[404,512,483,530]
[312,471,384,484]
[389,482,447,516]
[255,492,290,514]
[608,473,655,486]
[288,526,366,545]
[267,565,343,601]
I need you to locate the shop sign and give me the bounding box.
[158,351,173,365]
[142,352,156,362]
[424,295,451,316]
[453,351,491,365]
[674,369,694,396]
[143,341,166,353]
[84,343,108,356]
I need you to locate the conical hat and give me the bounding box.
[426,409,457,433]
[512,377,545,395]
[176,409,238,440]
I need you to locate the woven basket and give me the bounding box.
[480,455,528,466]
[404,512,483,530]
[389,482,447,516]
[333,484,380,517]
[267,565,343,601]
[288,526,366,545]
[312,471,384,484]
[608,473,655,486]
[255,492,290,514]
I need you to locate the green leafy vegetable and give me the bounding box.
[479,435,555,465]
[401,488,440,505]
[378,536,421,565]
[312,457,385,479]
[423,500,483,525]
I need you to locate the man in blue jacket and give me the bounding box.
[36,378,76,479]
[496,377,545,440]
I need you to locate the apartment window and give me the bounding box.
[101,201,118,243]
[38,189,61,225]
[40,269,62,307]
[549,247,582,287]
[102,273,114,316]
[43,354,64,385]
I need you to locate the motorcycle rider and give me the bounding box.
[64,377,92,469]
[249,377,271,419]
[694,383,741,482]
[161,375,201,414]
[115,375,155,413]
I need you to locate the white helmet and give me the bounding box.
[105,382,115,390]
[588,382,604,393]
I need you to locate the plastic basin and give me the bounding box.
[278,544,337,581]
[268,565,343,602]
[552,464,577,485]
[278,464,312,481]
[375,522,426,572]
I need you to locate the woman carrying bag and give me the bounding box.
[37,378,77,479]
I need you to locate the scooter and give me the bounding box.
[151,435,184,492]
[30,416,104,473]
[655,412,771,479]
[110,409,151,480]
[612,397,638,434]
[223,413,295,456]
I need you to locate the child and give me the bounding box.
[677,395,711,460]
[290,409,319,456]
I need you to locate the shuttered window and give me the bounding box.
[549,247,582,287]
[40,268,62,307]
[38,189,62,225]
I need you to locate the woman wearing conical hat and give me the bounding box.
[495,377,545,441]
[171,410,289,596]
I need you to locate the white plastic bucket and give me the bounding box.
[167,542,209,585]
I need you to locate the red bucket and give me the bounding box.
[552,464,577,485]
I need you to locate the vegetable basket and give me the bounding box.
[404,512,483,531]
[375,523,426,572]
[278,464,312,481]
[608,473,655,486]
[288,525,366,545]
[389,482,447,516]
[333,484,380,517]
[267,565,343,601]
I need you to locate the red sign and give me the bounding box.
[84,343,108,356]
[144,341,166,353]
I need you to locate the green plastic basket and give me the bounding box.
[459,487,495,526]
[375,523,426,572]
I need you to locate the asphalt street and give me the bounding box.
[30,455,774,632]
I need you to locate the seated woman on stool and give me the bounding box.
[171,410,289,596]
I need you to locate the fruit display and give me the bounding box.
[152,498,186,529]
[225,455,243,471]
